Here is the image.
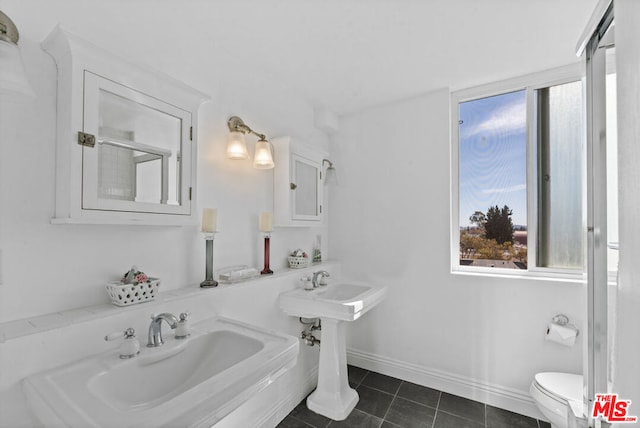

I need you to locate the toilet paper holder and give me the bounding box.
[545,314,579,346]
[551,314,570,326]
[546,314,579,340]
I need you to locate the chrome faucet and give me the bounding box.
[312,271,330,288]
[147,313,179,347]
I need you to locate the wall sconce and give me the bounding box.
[0,10,34,97]
[225,116,274,169]
[323,159,338,185]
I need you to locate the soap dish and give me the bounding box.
[217,265,259,284]
[105,278,160,306]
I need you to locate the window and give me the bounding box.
[451,68,584,276]
[536,81,583,269]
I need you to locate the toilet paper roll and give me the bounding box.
[545,322,579,347]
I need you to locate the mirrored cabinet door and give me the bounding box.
[273,136,325,227]
[292,154,321,221]
[82,72,192,215]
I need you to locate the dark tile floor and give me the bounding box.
[277,365,551,428]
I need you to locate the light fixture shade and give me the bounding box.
[226,130,249,160]
[253,139,274,169]
[325,165,338,186]
[0,38,34,97]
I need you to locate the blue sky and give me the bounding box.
[459,90,527,227]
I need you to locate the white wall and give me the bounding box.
[329,89,584,417]
[612,0,640,423]
[0,9,329,323]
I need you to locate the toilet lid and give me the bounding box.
[535,372,583,402]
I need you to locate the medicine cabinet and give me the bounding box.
[42,27,209,225]
[272,136,325,227]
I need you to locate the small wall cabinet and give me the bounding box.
[42,27,209,225]
[272,137,326,227]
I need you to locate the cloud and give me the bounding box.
[461,94,526,138]
[481,183,526,195]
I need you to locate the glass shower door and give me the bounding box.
[583,4,615,426]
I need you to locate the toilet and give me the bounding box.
[530,372,583,428]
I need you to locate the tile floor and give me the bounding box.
[277,366,551,428]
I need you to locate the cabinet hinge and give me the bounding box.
[190,127,193,141]
[189,187,192,200]
[320,205,322,214]
[320,171,322,180]
[78,132,96,148]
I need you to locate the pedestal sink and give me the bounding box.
[279,281,387,420]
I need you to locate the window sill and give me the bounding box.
[451,265,586,284]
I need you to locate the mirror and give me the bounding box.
[294,158,319,217]
[290,153,321,222]
[97,88,180,206]
[81,71,193,216]
[98,142,171,204]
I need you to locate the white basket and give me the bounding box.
[105,278,160,306]
[288,256,309,269]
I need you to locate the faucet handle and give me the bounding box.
[176,312,191,339]
[300,275,314,290]
[105,331,121,341]
[105,328,140,359]
[105,328,135,341]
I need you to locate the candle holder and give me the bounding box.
[261,233,273,275]
[200,233,218,288]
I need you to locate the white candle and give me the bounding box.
[202,208,218,232]
[260,211,273,232]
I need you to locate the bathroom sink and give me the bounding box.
[279,282,387,321]
[90,330,262,411]
[279,281,387,420]
[23,316,298,428]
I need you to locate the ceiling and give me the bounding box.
[5,0,598,116]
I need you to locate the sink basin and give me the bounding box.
[24,316,298,428]
[316,283,370,301]
[90,330,262,412]
[279,282,387,321]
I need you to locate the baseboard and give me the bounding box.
[347,348,545,421]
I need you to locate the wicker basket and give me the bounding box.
[105,278,160,306]
[288,256,309,269]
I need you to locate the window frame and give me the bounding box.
[450,64,586,280]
